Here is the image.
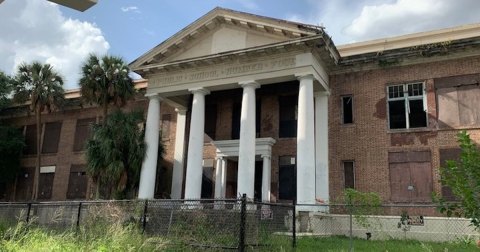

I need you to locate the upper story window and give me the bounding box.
[341,95,353,124]
[279,95,297,138]
[387,82,427,129]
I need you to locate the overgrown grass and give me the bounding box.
[296,236,479,252]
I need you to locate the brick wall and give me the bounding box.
[329,55,480,203]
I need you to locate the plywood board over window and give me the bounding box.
[38,166,55,200]
[15,167,35,201]
[439,148,461,201]
[67,164,88,199]
[388,151,432,203]
[24,125,37,155]
[42,122,62,154]
[435,74,480,129]
[73,118,96,151]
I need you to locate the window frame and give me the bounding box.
[387,82,428,130]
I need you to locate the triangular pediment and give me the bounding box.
[130,7,324,71]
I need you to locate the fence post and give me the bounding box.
[26,202,32,223]
[292,198,297,248]
[76,202,82,229]
[239,193,246,252]
[349,206,353,252]
[142,200,148,234]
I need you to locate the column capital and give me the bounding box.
[261,154,271,159]
[215,156,225,161]
[295,73,315,81]
[175,107,188,114]
[239,80,260,89]
[188,87,210,95]
[145,93,164,101]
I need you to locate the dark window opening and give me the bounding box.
[279,156,296,200]
[73,118,96,151]
[205,104,217,141]
[254,161,263,202]
[279,96,298,138]
[231,102,241,139]
[409,100,427,128]
[201,159,214,199]
[24,125,37,155]
[42,122,62,154]
[388,100,406,129]
[67,165,88,199]
[342,96,353,124]
[343,161,355,189]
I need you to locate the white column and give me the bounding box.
[171,108,187,199]
[184,88,210,199]
[221,158,227,198]
[261,154,271,202]
[296,74,316,205]
[315,92,329,206]
[138,94,162,199]
[237,81,259,199]
[214,157,224,198]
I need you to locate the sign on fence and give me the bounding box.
[407,215,424,226]
[261,208,273,220]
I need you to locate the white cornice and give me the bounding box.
[338,23,480,57]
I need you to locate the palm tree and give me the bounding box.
[12,62,64,200]
[86,110,152,199]
[79,54,134,121]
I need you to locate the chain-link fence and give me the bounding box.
[0,199,478,251]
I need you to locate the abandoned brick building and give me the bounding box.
[2,8,480,204]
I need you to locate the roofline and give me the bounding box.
[129,7,325,69]
[337,23,480,57]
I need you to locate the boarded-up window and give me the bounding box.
[161,114,171,140]
[42,122,62,154]
[342,95,353,124]
[343,161,355,189]
[439,148,462,201]
[279,96,298,138]
[73,118,95,151]
[436,74,480,128]
[15,167,35,201]
[389,151,432,203]
[67,164,88,199]
[24,125,37,155]
[38,166,55,200]
[279,156,296,200]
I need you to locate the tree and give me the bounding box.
[85,110,153,199]
[0,71,13,110]
[0,71,25,194]
[438,131,480,229]
[12,62,64,200]
[79,54,134,121]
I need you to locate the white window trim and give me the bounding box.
[387,82,428,129]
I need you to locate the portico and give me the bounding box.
[131,7,339,204]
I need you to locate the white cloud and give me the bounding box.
[121,6,140,13]
[0,0,109,89]
[288,0,480,45]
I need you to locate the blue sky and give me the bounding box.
[2,0,480,89]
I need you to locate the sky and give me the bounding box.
[2,0,480,89]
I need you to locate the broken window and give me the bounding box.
[387,83,427,129]
[343,161,355,189]
[342,95,353,124]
